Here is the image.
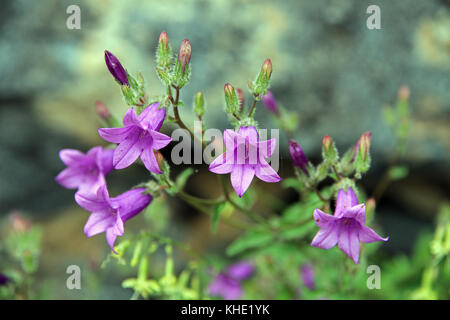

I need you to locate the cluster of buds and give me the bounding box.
[249,58,272,97]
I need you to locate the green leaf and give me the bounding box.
[279,221,316,240]
[226,228,273,256]
[388,166,409,181]
[281,177,301,191]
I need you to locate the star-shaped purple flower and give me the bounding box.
[98,103,171,173]
[55,146,114,193]
[75,185,151,253]
[209,126,281,197]
[311,187,389,264]
[208,261,254,300]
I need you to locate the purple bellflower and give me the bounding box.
[208,261,254,300]
[209,126,281,197]
[104,50,129,86]
[311,187,388,264]
[98,103,171,174]
[75,185,151,253]
[55,146,114,193]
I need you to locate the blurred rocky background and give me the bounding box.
[0,0,448,298]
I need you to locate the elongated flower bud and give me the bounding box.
[178,38,192,74]
[261,90,279,116]
[322,135,332,153]
[289,139,308,175]
[194,91,205,117]
[104,50,129,86]
[357,131,371,161]
[156,31,171,68]
[95,100,110,120]
[154,150,164,171]
[224,83,239,114]
[236,88,245,112]
[398,85,410,102]
[260,58,272,82]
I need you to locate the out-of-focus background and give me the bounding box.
[0,0,449,299]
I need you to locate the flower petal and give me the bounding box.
[338,223,361,264]
[359,225,389,243]
[255,159,281,183]
[113,128,142,169]
[311,223,339,250]
[313,208,338,228]
[139,103,166,131]
[238,126,259,145]
[123,107,139,127]
[110,188,152,222]
[149,130,172,150]
[226,262,254,280]
[55,167,85,189]
[84,212,116,237]
[224,129,242,151]
[257,138,276,158]
[230,164,255,197]
[59,149,85,166]
[140,147,162,174]
[75,186,109,212]
[209,152,234,174]
[335,188,359,217]
[106,228,119,253]
[98,126,133,144]
[99,148,114,174]
[342,204,366,224]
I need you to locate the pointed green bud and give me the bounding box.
[322,135,338,165]
[224,83,239,115]
[172,38,192,88]
[354,131,371,175]
[194,91,205,118]
[250,58,273,96]
[156,31,172,68]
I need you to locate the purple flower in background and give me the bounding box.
[209,126,281,197]
[75,185,151,253]
[208,261,254,300]
[98,103,171,173]
[0,274,10,286]
[104,50,129,86]
[311,188,389,264]
[261,90,279,116]
[55,146,114,193]
[300,264,315,290]
[289,139,309,176]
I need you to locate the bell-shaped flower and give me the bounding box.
[55,146,114,193]
[98,103,171,174]
[311,187,388,264]
[75,185,151,253]
[209,126,281,197]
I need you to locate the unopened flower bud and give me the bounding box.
[261,90,279,116]
[398,85,410,102]
[95,100,110,120]
[366,198,376,214]
[156,31,171,68]
[194,91,205,117]
[289,139,308,176]
[154,150,164,171]
[104,50,129,86]
[236,88,245,112]
[159,31,169,53]
[9,212,31,232]
[178,38,192,74]
[261,58,272,82]
[224,83,239,114]
[358,131,371,161]
[322,135,332,153]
